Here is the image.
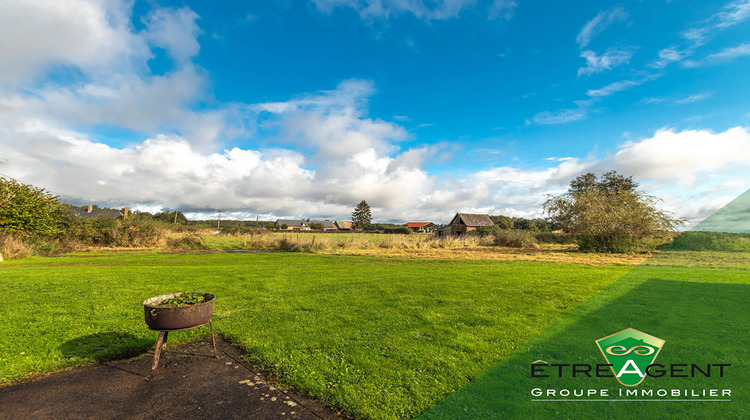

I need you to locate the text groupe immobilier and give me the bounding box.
[531,388,732,398]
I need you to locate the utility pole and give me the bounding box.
[217,210,221,229]
[174,210,178,224]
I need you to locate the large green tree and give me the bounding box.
[153,211,187,224]
[351,200,372,231]
[544,171,683,252]
[0,177,66,238]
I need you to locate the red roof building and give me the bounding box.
[403,222,435,232]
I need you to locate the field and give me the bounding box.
[1,232,746,419]
[197,231,650,265]
[423,233,750,419]
[0,252,630,419]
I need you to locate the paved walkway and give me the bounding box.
[0,339,343,420]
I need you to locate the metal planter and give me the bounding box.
[143,292,215,331]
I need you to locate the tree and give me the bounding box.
[543,171,683,252]
[0,177,65,238]
[489,215,514,229]
[351,200,372,231]
[153,211,187,224]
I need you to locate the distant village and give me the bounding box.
[68,205,508,237]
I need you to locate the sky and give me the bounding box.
[0,0,749,226]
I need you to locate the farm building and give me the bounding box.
[275,219,310,231]
[448,213,494,236]
[68,206,124,220]
[403,222,435,233]
[309,220,337,231]
[335,221,354,231]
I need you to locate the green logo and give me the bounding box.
[596,328,665,387]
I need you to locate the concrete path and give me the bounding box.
[0,339,343,420]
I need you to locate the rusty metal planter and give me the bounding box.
[143,292,218,372]
[143,292,215,331]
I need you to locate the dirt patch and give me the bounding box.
[0,338,343,420]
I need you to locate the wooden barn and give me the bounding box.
[448,213,494,236]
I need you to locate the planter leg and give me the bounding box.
[152,331,169,372]
[209,321,218,358]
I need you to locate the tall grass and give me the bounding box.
[198,231,495,252]
[0,232,33,260]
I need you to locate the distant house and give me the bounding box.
[69,206,124,220]
[309,220,337,231]
[275,219,310,231]
[335,221,354,231]
[403,222,435,233]
[448,213,494,236]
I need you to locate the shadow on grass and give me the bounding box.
[60,332,153,363]
[421,275,750,419]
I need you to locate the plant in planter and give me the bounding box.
[157,292,209,308]
[143,292,216,330]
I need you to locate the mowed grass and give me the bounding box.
[422,245,750,419]
[0,253,630,419]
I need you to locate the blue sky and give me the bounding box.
[0,0,749,225]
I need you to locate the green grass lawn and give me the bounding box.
[0,253,630,419]
[422,243,750,419]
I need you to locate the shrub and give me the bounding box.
[382,227,411,234]
[534,231,575,244]
[491,229,539,249]
[277,237,301,252]
[0,177,66,238]
[471,225,502,236]
[665,231,750,252]
[575,234,636,253]
[64,215,168,248]
[166,234,206,250]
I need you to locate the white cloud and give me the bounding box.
[578,47,634,76]
[606,127,750,185]
[648,1,750,69]
[488,0,517,21]
[576,7,627,48]
[586,73,659,97]
[674,92,714,104]
[310,0,476,21]
[0,0,243,148]
[649,47,686,69]
[641,97,665,104]
[141,7,202,64]
[683,43,750,67]
[716,0,750,28]
[0,0,148,85]
[527,108,587,125]
[0,77,437,220]
[257,79,408,159]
